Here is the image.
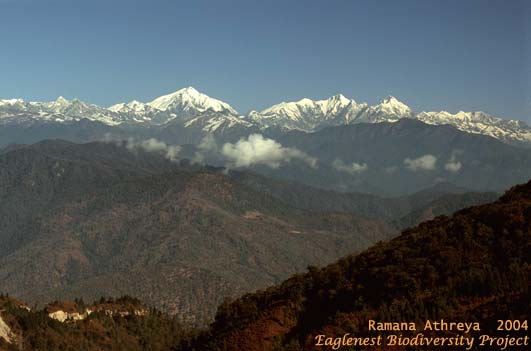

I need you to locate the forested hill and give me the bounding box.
[193,180,531,351]
[0,295,196,351]
[0,180,529,350]
[0,140,497,325]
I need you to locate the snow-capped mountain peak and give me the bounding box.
[0,98,25,107]
[260,94,353,117]
[380,95,400,104]
[45,96,71,110]
[321,94,354,113]
[107,102,126,112]
[0,89,530,145]
[103,87,243,126]
[249,94,361,131]
[373,95,412,115]
[252,93,401,130]
[147,87,238,115]
[108,100,149,113]
[334,95,414,124]
[55,96,69,104]
[260,98,313,119]
[328,93,351,104]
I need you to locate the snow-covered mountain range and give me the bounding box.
[248,95,415,131]
[1,87,530,145]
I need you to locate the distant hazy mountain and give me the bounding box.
[1,87,530,145]
[0,140,496,325]
[178,119,531,196]
[2,88,529,197]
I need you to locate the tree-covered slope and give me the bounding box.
[0,140,499,325]
[194,180,531,350]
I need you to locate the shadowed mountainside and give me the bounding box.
[0,179,528,351]
[191,180,531,351]
[0,140,499,325]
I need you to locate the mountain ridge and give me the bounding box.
[1,87,530,145]
[0,140,499,325]
[192,179,531,351]
[0,178,528,350]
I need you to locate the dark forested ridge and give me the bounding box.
[191,179,531,351]
[0,179,529,350]
[0,141,392,325]
[0,140,497,325]
[0,295,196,351]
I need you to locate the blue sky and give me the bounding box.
[1,0,529,121]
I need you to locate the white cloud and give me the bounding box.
[198,134,218,152]
[332,159,368,174]
[139,138,167,153]
[444,155,462,173]
[192,134,218,164]
[194,134,317,169]
[221,134,317,169]
[192,134,219,164]
[385,166,398,174]
[404,154,437,171]
[124,137,181,161]
[165,145,181,161]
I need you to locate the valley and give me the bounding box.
[0,140,499,325]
